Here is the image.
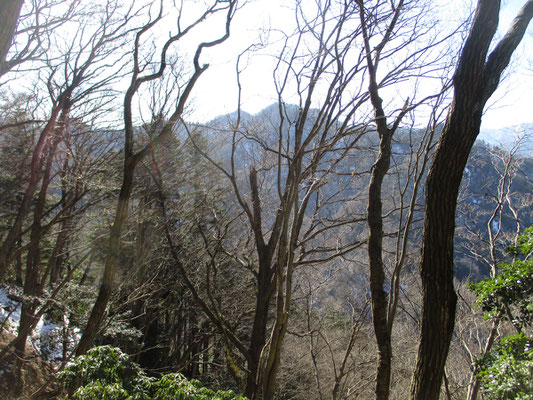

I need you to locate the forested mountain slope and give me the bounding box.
[205,105,533,280]
[1,0,532,397]
[1,100,531,398]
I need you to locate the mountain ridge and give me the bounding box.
[479,123,533,155]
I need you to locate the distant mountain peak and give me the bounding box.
[478,123,533,155]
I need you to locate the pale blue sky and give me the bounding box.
[187,0,533,129]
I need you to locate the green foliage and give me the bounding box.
[58,345,151,400]
[469,228,533,399]
[469,227,533,328]
[151,373,246,400]
[507,227,533,258]
[46,280,96,326]
[476,334,533,399]
[69,382,133,400]
[102,310,143,350]
[58,346,245,400]
[469,259,533,326]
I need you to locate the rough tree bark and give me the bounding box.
[358,1,424,398]
[0,0,24,74]
[410,1,533,398]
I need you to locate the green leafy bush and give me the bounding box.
[151,373,245,400]
[58,346,245,400]
[469,228,533,399]
[468,227,533,329]
[476,334,533,400]
[469,258,533,327]
[58,346,151,399]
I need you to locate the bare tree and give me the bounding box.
[165,2,380,397]
[353,1,458,398]
[452,136,531,400]
[76,0,238,356]
[0,0,24,71]
[0,0,136,282]
[411,1,533,398]
[170,1,460,398]
[0,0,79,78]
[0,3,140,393]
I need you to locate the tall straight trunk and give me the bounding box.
[367,127,393,400]
[245,273,273,399]
[357,2,406,397]
[410,1,533,398]
[75,160,135,355]
[48,214,71,287]
[261,243,289,400]
[49,156,75,287]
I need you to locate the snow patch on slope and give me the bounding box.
[0,286,80,362]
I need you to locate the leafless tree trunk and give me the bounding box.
[76,0,237,356]
[0,105,62,281]
[411,1,533,398]
[0,0,79,78]
[0,5,141,389]
[0,0,24,71]
[356,1,455,397]
[13,109,65,392]
[0,0,136,282]
[458,139,527,400]
[178,3,374,396]
[358,2,406,397]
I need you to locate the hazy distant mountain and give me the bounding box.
[478,123,533,155]
[194,106,533,280]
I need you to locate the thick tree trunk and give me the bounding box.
[410,103,483,399]
[0,0,24,75]
[75,160,135,355]
[410,1,533,398]
[13,304,37,394]
[245,279,272,399]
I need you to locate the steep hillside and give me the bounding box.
[203,105,533,280]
